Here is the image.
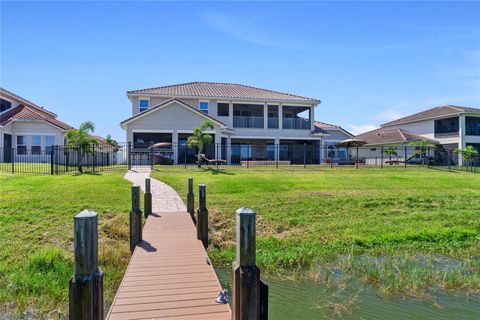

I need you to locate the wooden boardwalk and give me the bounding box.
[107,210,231,319]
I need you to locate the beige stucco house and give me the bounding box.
[120,82,328,164]
[0,87,73,163]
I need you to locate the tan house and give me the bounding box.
[120,82,327,164]
[0,87,73,162]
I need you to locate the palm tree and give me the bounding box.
[408,139,434,166]
[187,121,214,167]
[106,134,120,153]
[66,121,98,172]
[456,146,479,170]
[384,146,398,162]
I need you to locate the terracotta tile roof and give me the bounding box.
[314,121,354,137]
[0,87,57,117]
[127,82,320,103]
[312,125,329,135]
[0,104,73,130]
[382,105,480,127]
[121,98,228,128]
[355,127,438,145]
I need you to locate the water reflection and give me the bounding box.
[215,268,480,319]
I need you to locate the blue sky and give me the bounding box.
[1,1,479,140]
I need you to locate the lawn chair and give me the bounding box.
[197,154,227,166]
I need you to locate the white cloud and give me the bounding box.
[348,124,377,135]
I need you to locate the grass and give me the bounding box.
[0,172,132,317]
[152,166,480,296]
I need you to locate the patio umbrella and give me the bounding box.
[149,142,173,149]
[335,138,367,147]
[335,139,367,168]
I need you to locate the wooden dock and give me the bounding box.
[107,211,231,320]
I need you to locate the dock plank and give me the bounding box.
[107,211,230,319]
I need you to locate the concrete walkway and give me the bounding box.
[124,167,186,212]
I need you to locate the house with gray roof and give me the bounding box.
[120,82,327,164]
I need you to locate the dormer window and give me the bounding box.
[199,101,209,114]
[1,98,12,112]
[139,99,149,112]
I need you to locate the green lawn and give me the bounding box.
[0,172,132,317]
[152,167,480,295]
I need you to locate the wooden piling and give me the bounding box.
[130,185,142,254]
[144,178,152,218]
[196,184,208,248]
[69,210,104,320]
[232,207,268,320]
[187,177,196,223]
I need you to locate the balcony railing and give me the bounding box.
[434,131,459,138]
[282,117,311,129]
[233,116,264,128]
[268,117,278,128]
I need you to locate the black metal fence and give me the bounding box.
[1,142,478,174]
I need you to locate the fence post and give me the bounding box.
[217,143,220,170]
[144,178,152,218]
[50,146,54,175]
[356,146,359,169]
[56,145,60,175]
[127,142,132,170]
[184,145,187,169]
[92,144,96,172]
[303,143,306,169]
[196,184,208,248]
[69,210,104,320]
[380,146,384,169]
[427,147,430,168]
[187,177,196,223]
[275,144,279,169]
[130,185,142,254]
[232,208,268,320]
[404,146,407,168]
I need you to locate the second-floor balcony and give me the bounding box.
[233,116,264,128]
[282,117,311,130]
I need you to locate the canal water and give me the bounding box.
[215,268,480,319]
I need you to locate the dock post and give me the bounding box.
[144,178,152,218]
[69,210,104,320]
[130,185,142,254]
[187,177,196,223]
[196,184,208,248]
[232,207,268,320]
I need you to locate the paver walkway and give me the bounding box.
[107,168,230,320]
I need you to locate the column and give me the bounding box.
[310,105,315,131]
[263,103,268,129]
[229,102,234,128]
[214,132,222,160]
[279,104,283,129]
[227,136,232,164]
[319,139,324,164]
[274,137,280,162]
[172,131,178,165]
[459,115,466,165]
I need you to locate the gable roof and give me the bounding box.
[355,127,438,145]
[127,82,320,103]
[314,121,354,137]
[1,87,57,118]
[120,98,228,128]
[382,105,480,127]
[0,104,73,130]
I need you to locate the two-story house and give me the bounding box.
[120,82,326,164]
[0,87,73,163]
[355,105,480,165]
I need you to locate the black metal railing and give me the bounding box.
[1,143,478,174]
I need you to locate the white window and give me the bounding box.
[139,99,149,112]
[199,101,209,114]
[45,136,55,153]
[17,135,26,155]
[31,135,41,155]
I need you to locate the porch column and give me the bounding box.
[274,137,280,162]
[319,139,324,164]
[229,102,233,128]
[226,136,232,164]
[310,105,315,131]
[263,103,268,129]
[458,114,466,166]
[279,104,283,129]
[172,131,179,165]
[214,133,222,160]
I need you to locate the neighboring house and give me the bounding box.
[314,121,354,163]
[355,105,480,165]
[0,87,73,162]
[120,82,326,164]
